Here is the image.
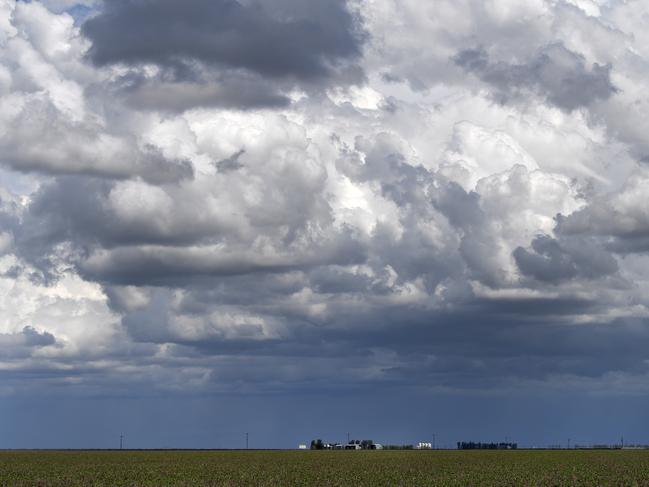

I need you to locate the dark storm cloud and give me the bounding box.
[78,230,367,286]
[82,0,364,82]
[513,235,618,283]
[317,302,649,388]
[0,327,56,358]
[3,326,56,348]
[10,177,112,283]
[10,176,208,282]
[8,175,367,286]
[215,149,245,173]
[309,266,373,294]
[111,285,649,392]
[15,176,212,255]
[454,43,617,111]
[119,77,291,112]
[6,125,634,398]
[555,179,649,253]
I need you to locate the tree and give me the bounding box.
[310,439,324,450]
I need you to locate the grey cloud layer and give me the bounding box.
[0,98,193,181]
[454,43,617,111]
[0,326,56,358]
[81,0,365,110]
[83,0,363,80]
[514,235,618,283]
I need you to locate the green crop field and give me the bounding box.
[2,449,649,486]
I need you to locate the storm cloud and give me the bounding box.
[454,43,617,111]
[3,0,649,447]
[80,0,365,111]
[82,0,363,80]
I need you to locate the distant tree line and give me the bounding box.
[310,439,325,450]
[457,442,517,450]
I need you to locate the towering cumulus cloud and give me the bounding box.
[2,0,649,447]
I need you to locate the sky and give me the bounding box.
[1,0,649,449]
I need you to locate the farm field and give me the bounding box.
[1,449,649,486]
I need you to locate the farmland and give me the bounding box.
[2,449,649,486]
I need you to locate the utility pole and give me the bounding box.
[347,432,350,443]
[120,434,123,450]
[567,438,571,449]
[246,432,249,450]
[433,434,436,450]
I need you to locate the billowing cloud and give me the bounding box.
[80,0,365,111]
[0,97,194,181]
[454,43,617,111]
[4,0,649,447]
[0,1,194,180]
[513,234,618,283]
[82,0,363,81]
[557,170,649,253]
[0,326,56,358]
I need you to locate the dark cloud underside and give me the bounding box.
[454,43,617,111]
[82,0,363,81]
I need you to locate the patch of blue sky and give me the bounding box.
[0,167,39,197]
[65,4,94,23]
